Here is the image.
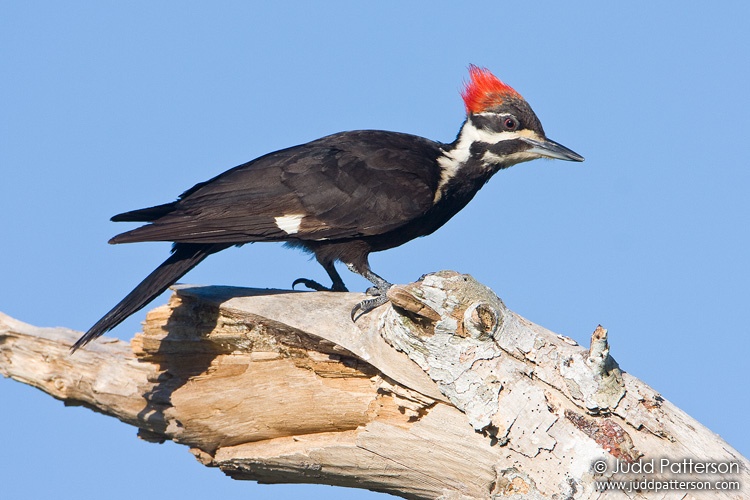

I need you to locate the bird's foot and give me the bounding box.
[351,282,392,321]
[292,278,348,292]
[292,278,328,291]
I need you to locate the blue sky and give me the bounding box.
[2,2,748,499]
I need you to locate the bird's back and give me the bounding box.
[109,130,445,246]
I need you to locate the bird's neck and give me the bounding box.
[434,120,511,203]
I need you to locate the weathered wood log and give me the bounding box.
[1,271,747,499]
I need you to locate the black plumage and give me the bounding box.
[110,131,444,246]
[72,66,583,351]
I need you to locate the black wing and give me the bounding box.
[110,130,444,244]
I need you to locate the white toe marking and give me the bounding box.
[275,214,304,234]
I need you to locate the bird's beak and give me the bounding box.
[521,137,584,162]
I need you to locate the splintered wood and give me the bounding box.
[1,273,747,499]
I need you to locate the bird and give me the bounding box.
[71,65,583,351]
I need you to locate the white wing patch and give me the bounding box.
[275,214,304,234]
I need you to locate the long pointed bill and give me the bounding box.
[521,137,584,162]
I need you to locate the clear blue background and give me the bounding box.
[2,2,748,498]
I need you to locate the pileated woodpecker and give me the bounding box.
[72,65,583,351]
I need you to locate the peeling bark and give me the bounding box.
[1,271,747,499]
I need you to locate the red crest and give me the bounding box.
[461,65,521,114]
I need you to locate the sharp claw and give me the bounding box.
[351,302,363,321]
[292,278,328,291]
[293,278,350,293]
[351,287,392,321]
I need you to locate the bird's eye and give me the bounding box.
[503,117,518,131]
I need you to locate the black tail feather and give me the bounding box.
[71,243,229,352]
[110,201,178,222]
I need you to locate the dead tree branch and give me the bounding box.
[1,271,747,499]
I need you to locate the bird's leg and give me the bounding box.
[292,260,349,292]
[347,263,393,321]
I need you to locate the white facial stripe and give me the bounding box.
[435,121,543,201]
[481,150,539,166]
[274,214,304,234]
[436,121,494,193]
[473,111,513,119]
